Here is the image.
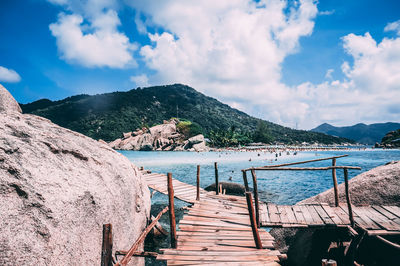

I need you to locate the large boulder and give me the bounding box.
[0,86,151,265]
[0,84,22,113]
[301,160,400,206]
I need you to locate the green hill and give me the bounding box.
[20,84,351,144]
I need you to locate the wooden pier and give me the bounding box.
[128,155,400,265]
[142,170,285,265]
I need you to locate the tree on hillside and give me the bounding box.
[253,121,274,144]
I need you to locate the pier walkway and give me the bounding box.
[142,170,284,265]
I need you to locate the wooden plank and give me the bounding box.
[314,205,335,226]
[298,205,314,225]
[373,206,400,225]
[157,254,279,262]
[331,206,350,224]
[267,204,281,224]
[306,205,324,225]
[292,205,306,224]
[382,206,400,219]
[277,205,289,224]
[284,206,298,224]
[360,207,399,231]
[351,207,380,230]
[161,250,281,256]
[320,205,345,225]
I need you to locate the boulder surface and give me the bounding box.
[0,86,150,265]
[0,84,22,113]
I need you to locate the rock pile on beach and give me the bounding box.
[0,84,150,265]
[108,120,209,152]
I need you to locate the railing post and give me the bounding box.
[101,224,113,266]
[214,162,219,195]
[250,169,260,228]
[332,158,339,207]
[245,192,263,249]
[167,173,177,248]
[343,168,355,227]
[196,165,200,201]
[242,170,249,192]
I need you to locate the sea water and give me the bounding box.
[120,149,400,205]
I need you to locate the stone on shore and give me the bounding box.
[0,85,151,265]
[205,182,245,196]
[108,120,208,151]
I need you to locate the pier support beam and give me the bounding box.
[245,192,263,249]
[101,224,113,266]
[214,162,219,195]
[167,173,177,248]
[196,165,200,201]
[332,158,339,207]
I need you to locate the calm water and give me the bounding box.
[120,149,400,205]
[119,149,399,265]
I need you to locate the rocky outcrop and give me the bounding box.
[109,120,209,152]
[0,84,22,113]
[270,161,400,265]
[301,160,400,206]
[0,86,151,265]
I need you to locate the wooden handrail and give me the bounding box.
[115,206,169,265]
[247,166,361,171]
[242,155,348,171]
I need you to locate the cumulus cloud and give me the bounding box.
[49,0,136,68]
[0,66,21,83]
[384,20,400,35]
[130,74,149,87]
[294,31,400,127]
[127,0,318,126]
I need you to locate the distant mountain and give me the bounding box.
[21,84,351,144]
[311,122,400,144]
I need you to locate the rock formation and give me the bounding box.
[109,120,209,152]
[0,85,150,265]
[301,160,400,206]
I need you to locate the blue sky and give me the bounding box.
[1,0,399,129]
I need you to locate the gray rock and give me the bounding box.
[123,132,132,139]
[0,84,22,113]
[188,134,204,145]
[108,138,122,149]
[192,141,209,152]
[301,160,400,206]
[0,110,150,265]
[205,182,245,196]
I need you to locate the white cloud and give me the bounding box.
[384,20,400,35]
[130,74,149,87]
[49,0,136,68]
[325,69,334,79]
[0,66,21,83]
[318,10,335,16]
[127,0,318,126]
[294,31,400,128]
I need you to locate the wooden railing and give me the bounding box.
[101,172,179,266]
[241,155,362,246]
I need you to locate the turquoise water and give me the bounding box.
[120,149,400,205]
